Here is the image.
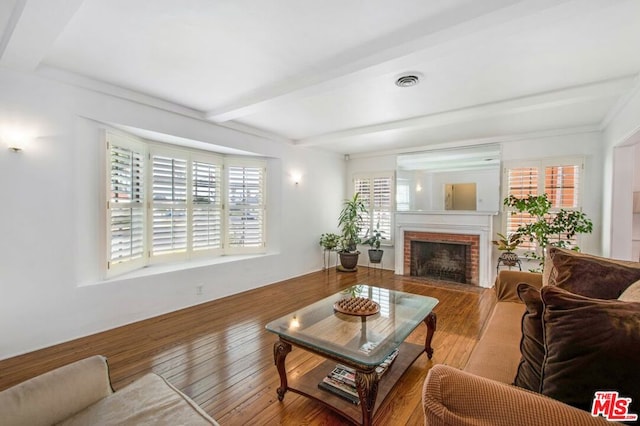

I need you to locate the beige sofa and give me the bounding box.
[0,355,219,426]
[423,247,640,425]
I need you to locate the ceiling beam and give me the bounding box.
[0,0,85,71]
[206,0,614,124]
[296,76,636,147]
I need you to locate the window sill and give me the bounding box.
[87,253,273,286]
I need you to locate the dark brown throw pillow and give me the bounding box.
[540,286,640,414]
[546,247,640,299]
[513,283,545,392]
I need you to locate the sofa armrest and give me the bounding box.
[494,270,542,302]
[0,355,113,426]
[423,364,612,426]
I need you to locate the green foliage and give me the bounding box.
[319,233,340,250]
[338,192,367,252]
[504,194,593,272]
[362,229,383,250]
[492,232,522,251]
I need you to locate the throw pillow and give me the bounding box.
[546,247,640,299]
[619,280,640,302]
[540,286,640,414]
[513,283,545,392]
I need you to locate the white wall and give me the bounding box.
[0,69,344,360]
[602,85,640,258]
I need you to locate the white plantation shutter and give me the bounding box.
[545,164,579,209]
[107,135,146,272]
[192,160,223,251]
[505,166,538,249]
[354,178,371,239]
[373,177,393,241]
[227,163,266,250]
[151,153,188,257]
[105,133,268,276]
[354,173,394,244]
[504,158,583,251]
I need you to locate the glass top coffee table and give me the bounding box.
[265,285,438,426]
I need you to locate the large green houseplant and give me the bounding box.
[504,194,593,272]
[337,192,367,271]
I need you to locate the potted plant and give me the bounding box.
[362,228,384,263]
[337,192,367,271]
[492,232,521,252]
[504,194,593,272]
[492,232,521,267]
[319,233,340,269]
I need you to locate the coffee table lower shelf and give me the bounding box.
[284,341,425,425]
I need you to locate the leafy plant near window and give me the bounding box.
[491,232,522,252]
[504,194,593,272]
[337,192,367,252]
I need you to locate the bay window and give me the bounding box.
[106,132,266,276]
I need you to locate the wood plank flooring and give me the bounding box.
[0,267,496,425]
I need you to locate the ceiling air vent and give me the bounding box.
[395,74,420,88]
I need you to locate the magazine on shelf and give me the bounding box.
[375,348,399,378]
[318,377,360,405]
[318,348,401,404]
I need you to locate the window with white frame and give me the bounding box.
[503,157,583,251]
[106,132,266,276]
[353,173,394,244]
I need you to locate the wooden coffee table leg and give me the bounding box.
[424,312,437,359]
[355,370,379,426]
[274,339,292,401]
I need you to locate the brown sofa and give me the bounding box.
[0,355,219,426]
[423,247,640,426]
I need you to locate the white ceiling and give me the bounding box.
[1,0,639,155]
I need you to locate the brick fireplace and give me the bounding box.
[404,231,480,285]
[394,211,495,287]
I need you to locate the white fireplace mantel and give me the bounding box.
[394,211,498,287]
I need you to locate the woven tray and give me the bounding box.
[333,297,380,316]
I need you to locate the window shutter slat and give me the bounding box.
[192,160,222,250]
[227,165,265,248]
[152,155,188,255]
[108,140,145,268]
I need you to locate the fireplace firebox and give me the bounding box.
[410,240,470,283]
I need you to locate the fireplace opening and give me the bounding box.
[410,240,470,284]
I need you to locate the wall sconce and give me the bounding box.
[2,129,31,153]
[291,171,302,186]
[416,183,422,192]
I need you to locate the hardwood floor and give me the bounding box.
[0,267,496,425]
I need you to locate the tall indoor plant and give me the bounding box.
[337,192,367,271]
[504,194,593,272]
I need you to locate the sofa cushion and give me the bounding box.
[546,247,640,299]
[463,301,525,383]
[619,280,640,302]
[0,355,113,426]
[513,283,545,392]
[540,286,640,414]
[58,373,219,426]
